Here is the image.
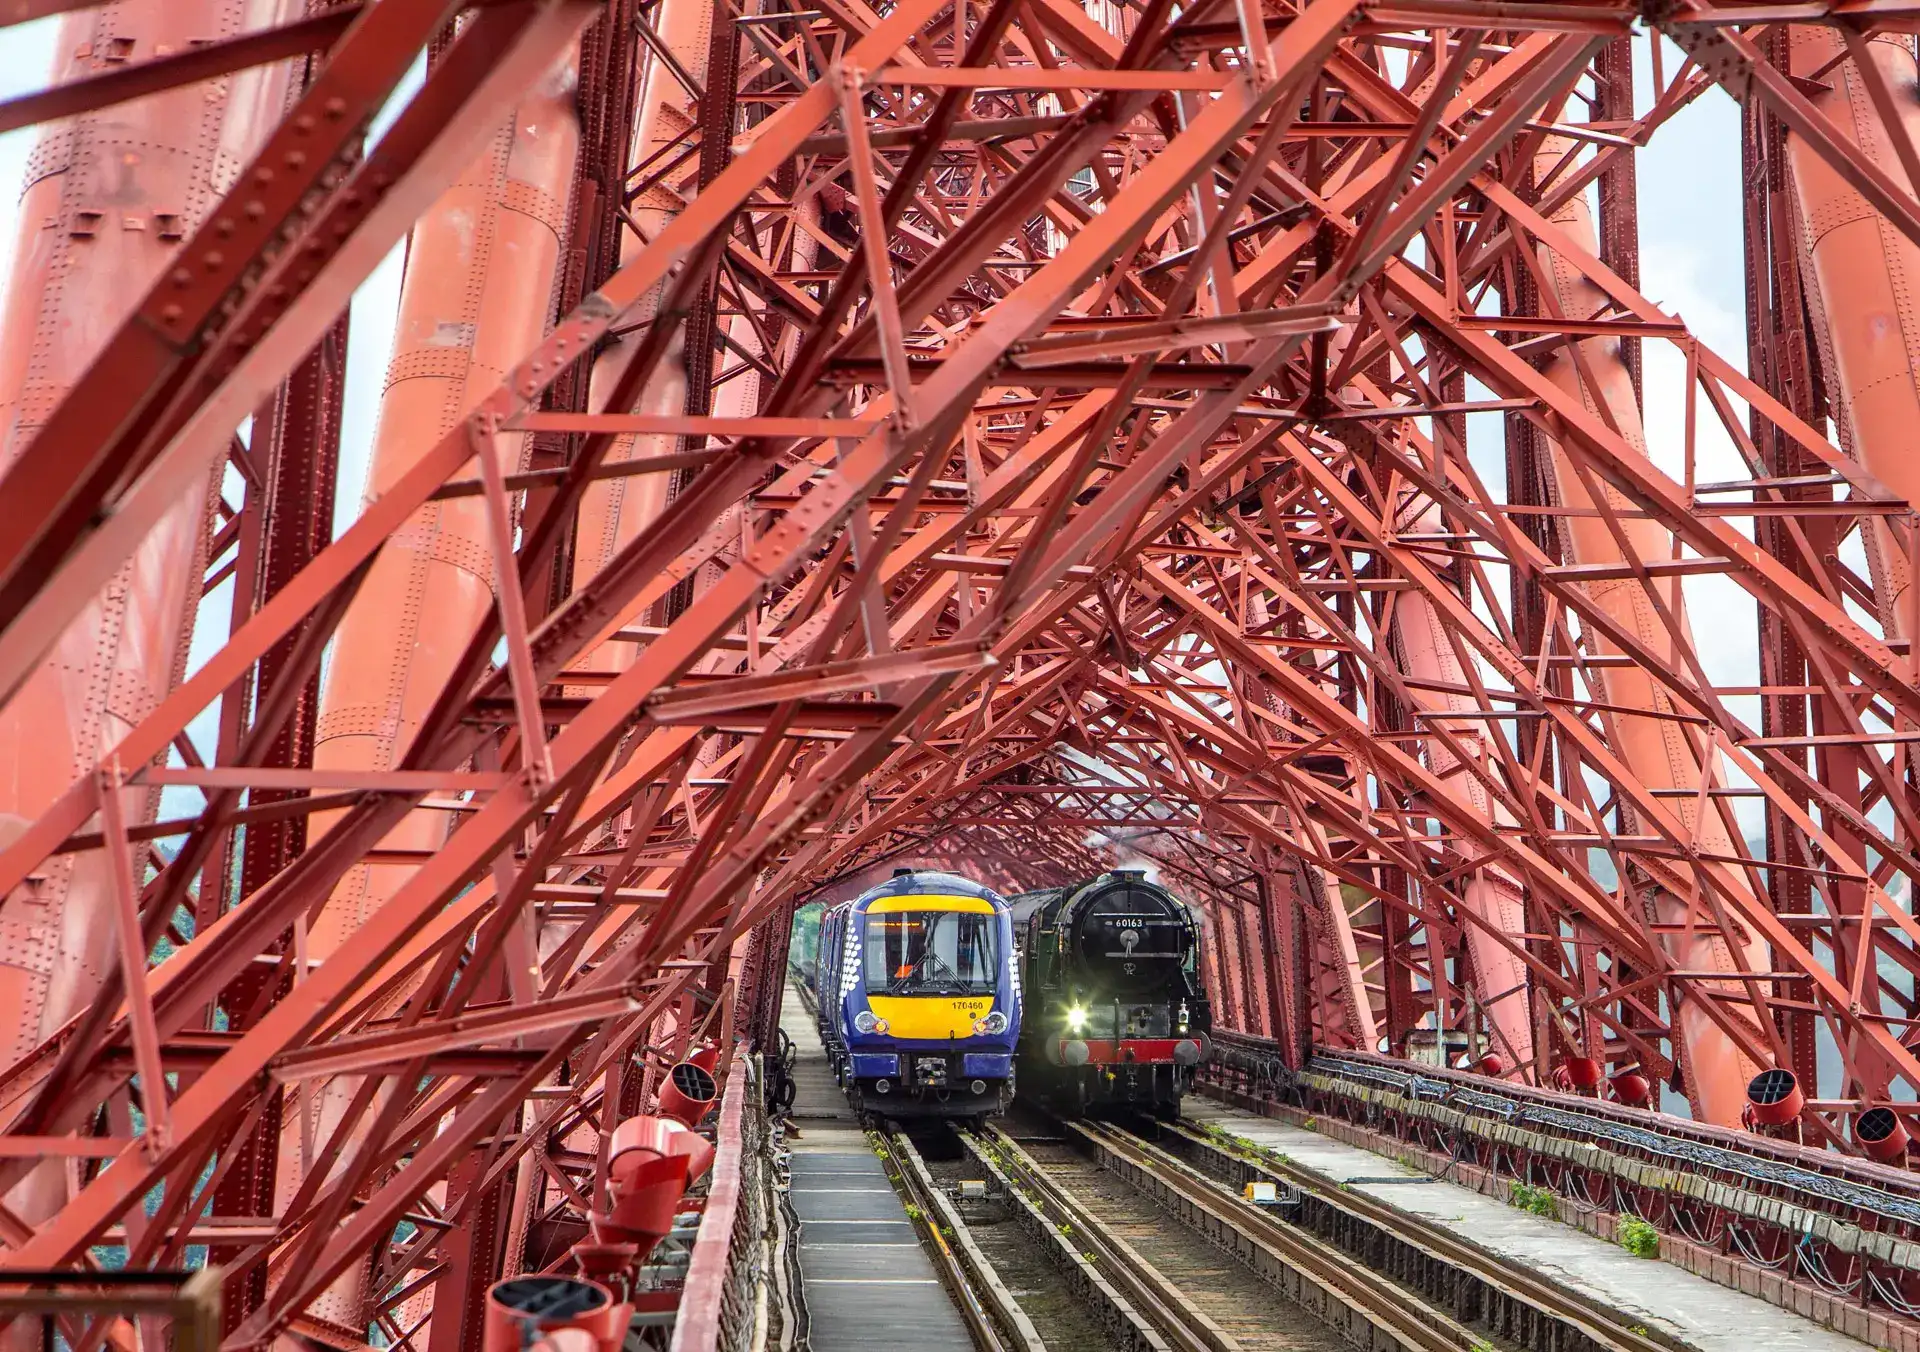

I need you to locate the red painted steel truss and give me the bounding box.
[7,0,1920,1342]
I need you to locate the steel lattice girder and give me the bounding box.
[7,0,1920,1342]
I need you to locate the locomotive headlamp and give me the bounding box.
[975,1010,1009,1035]
[1065,1006,1088,1031]
[854,1011,884,1034]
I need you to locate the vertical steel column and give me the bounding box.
[1783,29,1920,642]
[208,312,348,1335]
[304,61,582,960]
[291,42,582,1345]
[1232,898,1263,1040]
[1528,137,1771,1127]
[1329,302,1535,1071]
[1388,551,1535,1075]
[0,0,299,1243]
[1760,28,1920,1099]
[569,0,720,648]
[530,0,640,613]
[1742,61,1824,1091]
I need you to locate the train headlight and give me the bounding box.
[975,1011,1009,1035]
[1065,1006,1088,1031]
[854,1011,882,1034]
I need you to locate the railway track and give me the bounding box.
[969,1121,1438,1352]
[1158,1117,1677,1352]
[910,1108,1698,1352]
[847,1035,1680,1352]
[969,1125,1242,1352]
[792,994,1676,1352]
[875,1129,1031,1352]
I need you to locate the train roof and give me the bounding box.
[1006,886,1066,924]
[849,868,1007,911]
[1006,870,1189,924]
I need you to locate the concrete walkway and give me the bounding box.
[1187,1099,1868,1351]
[780,984,972,1351]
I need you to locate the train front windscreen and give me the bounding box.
[864,910,1000,996]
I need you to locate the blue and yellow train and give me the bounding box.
[813,869,1022,1122]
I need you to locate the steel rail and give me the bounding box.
[875,1130,1013,1352]
[970,1125,1228,1352]
[1157,1119,1672,1352]
[1060,1120,1474,1352]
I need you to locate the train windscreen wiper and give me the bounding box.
[890,947,962,994]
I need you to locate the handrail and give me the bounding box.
[670,1056,757,1352]
[1213,1032,1920,1204]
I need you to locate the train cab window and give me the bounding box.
[864,910,999,995]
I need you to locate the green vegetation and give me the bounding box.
[1618,1216,1660,1258]
[904,1203,924,1222]
[1508,1181,1556,1216]
[1198,1118,1292,1170]
[788,902,826,975]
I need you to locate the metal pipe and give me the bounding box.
[1784,28,1920,642]
[291,45,582,1344]
[568,0,717,667]
[0,0,299,1258]
[1529,136,1772,1128]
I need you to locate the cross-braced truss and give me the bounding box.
[5,0,1920,1341]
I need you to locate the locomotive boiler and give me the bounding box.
[1010,869,1211,1117]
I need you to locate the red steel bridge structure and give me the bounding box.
[11,0,1920,1344]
